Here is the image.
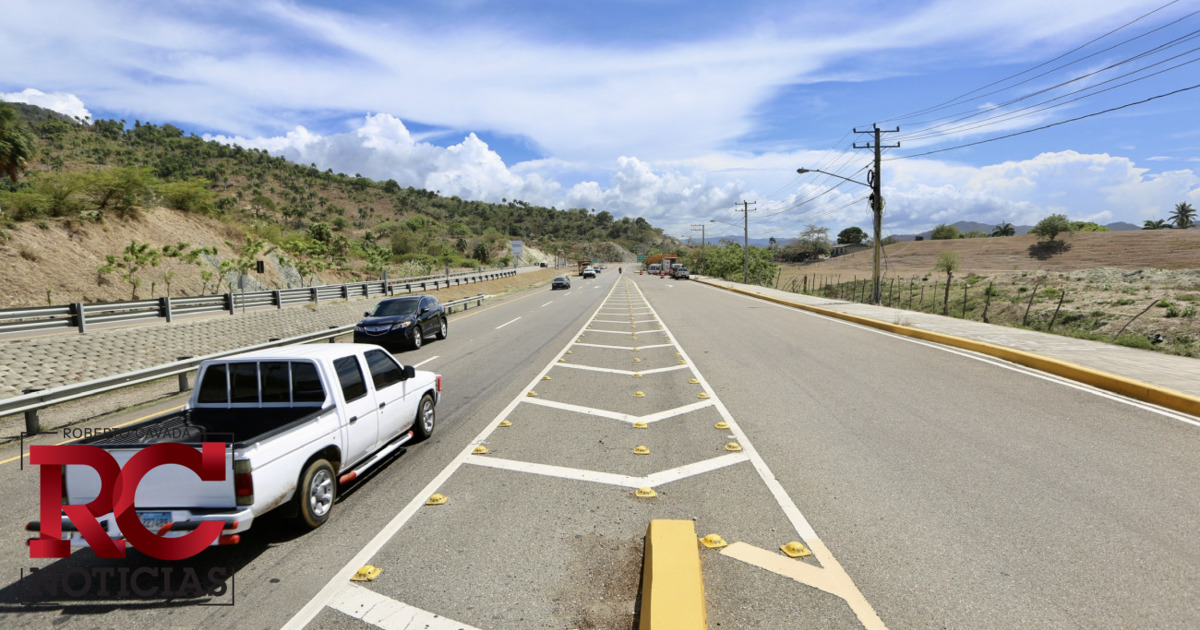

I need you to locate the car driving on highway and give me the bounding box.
[582,267,596,279]
[552,275,571,290]
[354,295,447,350]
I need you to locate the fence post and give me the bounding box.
[1022,278,1042,327]
[161,296,173,323]
[177,356,193,392]
[311,287,320,306]
[273,290,282,309]
[1048,289,1066,331]
[226,293,236,315]
[982,283,993,323]
[962,283,969,318]
[22,387,44,434]
[74,302,87,333]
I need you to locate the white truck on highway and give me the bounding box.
[40,343,440,551]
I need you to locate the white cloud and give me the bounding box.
[0,88,91,121]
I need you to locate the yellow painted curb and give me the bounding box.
[696,278,1200,418]
[640,519,706,630]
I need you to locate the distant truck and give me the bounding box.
[577,259,593,276]
[38,344,441,551]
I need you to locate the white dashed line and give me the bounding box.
[495,317,521,329]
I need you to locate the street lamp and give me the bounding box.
[797,167,884,304]
[711,218,749,284]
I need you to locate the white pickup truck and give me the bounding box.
[43,343,440,551]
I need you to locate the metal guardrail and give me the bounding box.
[0,270,516,335]
[0,294,489,432]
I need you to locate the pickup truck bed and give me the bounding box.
[82,407,324,448]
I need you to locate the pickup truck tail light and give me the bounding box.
[233,459,254,507]
[436,375,442,392]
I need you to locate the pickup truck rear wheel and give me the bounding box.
[298,458,335,529]
[413,394,435,441]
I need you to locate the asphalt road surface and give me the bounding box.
[1,271,1197,629]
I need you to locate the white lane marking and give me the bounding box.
[554,363,637,376]
[626,281,887,629]
[541,301,553,307]
[465,453,749,488]
[727,287,1200,428]
[282,279,629,630]
[495,317,522,330]
[328,583,482,630]
[413,356,439,368]
[522,396,714,424]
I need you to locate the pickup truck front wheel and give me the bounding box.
[413,394,435,441]
[298,458,335,529]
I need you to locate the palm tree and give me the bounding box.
[0,102,35,183]
[991,222,1015,237]
[1170,202,1196,229]
[1142,219,1169,230]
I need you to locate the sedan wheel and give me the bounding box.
[436,318,448,340]
[411,327,422,349]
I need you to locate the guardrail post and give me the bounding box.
[161,296,173,323]
[341,285,349,300]
[177,356,193,392]
[328,325,339,343]
[22,388,43,434]
[273,290,282,309]
[225,293,236,315]
[311,287,319,306]
[73,302,87,333]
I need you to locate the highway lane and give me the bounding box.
[4,269,1197,628]
[641,275,1200,628]
[0,270,619,627]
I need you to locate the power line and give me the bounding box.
[890,81,1200,160]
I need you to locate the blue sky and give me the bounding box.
[2,0,1198,241]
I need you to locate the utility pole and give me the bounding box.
[736,201,756,284]
[691,223,706,274]
[853,124,899,305]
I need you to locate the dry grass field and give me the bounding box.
[774,230,1200,357]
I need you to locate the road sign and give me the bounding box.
[637,255,647,262]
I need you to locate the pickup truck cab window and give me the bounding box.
[260,362,290,403]
[197,363,228,403]
[334,355,369,402]
[196,360,328,405]
[230,362,259,403]
[365,349,404,390]
[292,362,324,402]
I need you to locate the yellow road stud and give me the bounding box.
[542,375,552,380]
[725,442,742,452]
[689,379,700,384]
[714,421,730,430]
[677,360,686,365]
[633,357,642,363]
[566,350,572,354]
[498,419,512,427]
[780,541,812,558]
[697,392,709,399]
[636,487,657,498]
[558,358,566,362]
[633,373,643,378]
[634,391,646,397]
[700,534,728,549]
[634,445,650,455]
[675,352,681,357]
[425,494,448,505]
[351,565,382,582]
[633,347,641,351]
[473,445,490,455]
[633,421,649,429]
[527,391,538,397]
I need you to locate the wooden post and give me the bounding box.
[1022,278,1042,327]
[982,283,993,323]
[962,283,969,318]
[1048,289,1066,331]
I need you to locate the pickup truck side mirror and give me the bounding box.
[401,365,416,380]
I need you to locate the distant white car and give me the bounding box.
[582,267,596,278]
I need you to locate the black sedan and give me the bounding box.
[354,295,447,350]
[552,275,571,290]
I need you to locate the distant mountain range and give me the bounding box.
[889,220,1139,242]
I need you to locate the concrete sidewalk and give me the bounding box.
[695,276,1200,410]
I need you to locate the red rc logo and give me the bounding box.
[30,442,227,561]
